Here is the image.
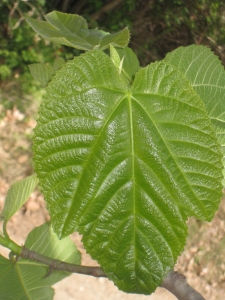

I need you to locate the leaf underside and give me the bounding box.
[26,11,130,51]
[33,49,223,294]
[0,223,81,300]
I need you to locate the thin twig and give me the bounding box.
[71,0,88,14]
[91,0,124,21]
[133,1,153,26]
[61,0,70,12]
[8,0,21,17]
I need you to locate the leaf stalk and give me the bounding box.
[0,234,21,255]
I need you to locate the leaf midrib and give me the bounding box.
[15,264,32,300]
[61,92,128,234]
[128,93,137,278]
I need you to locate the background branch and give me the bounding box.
[91,0,123,21]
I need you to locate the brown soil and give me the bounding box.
[0,103,225,300]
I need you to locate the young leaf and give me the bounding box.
[0,174,38,223]
[110,44,122,69]
[26,11,130,51]
[0,222,81,300]
[33,50,223,294]
[165,45,225,185]
[110,46,140,83]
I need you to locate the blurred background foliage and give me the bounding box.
[1,0,225,112]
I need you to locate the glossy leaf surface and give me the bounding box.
[33,49,223,293]
[0,222,80,300]
[26,11,130,51]
[165,45,225,184]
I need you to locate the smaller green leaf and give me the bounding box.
[110,46,140,83]
[117,47,140,80]
[53,57,65,72]
[110,44,121,69]
[29,63,55,87]
[99,29,130,50]
[25,223,81,264]
[0,174,38,223]
[0,222,81,300]
[29,58,65,87]
[26,11,130,51]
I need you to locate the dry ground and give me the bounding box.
[0,103,225,300]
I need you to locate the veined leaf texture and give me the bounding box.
[0,223,80,299]
[33,49,223,294]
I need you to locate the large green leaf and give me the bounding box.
[26,11,130,51]
[33,50,223,294]
[165,45,225,184]
[0,222,81,300]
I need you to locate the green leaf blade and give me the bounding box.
[33,51,223,294]
[53,57,65,72]
[0,174,38,223]
[0,255,23,300]
[29,63,55,87]
[45,10,88,32]
[100,28,130,49]
[110,46,140,83]
[131,62,222,220]
[26,11,130,51]
[0,223,81,300]
[165,45,225,185]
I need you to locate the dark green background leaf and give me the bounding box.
[33,49,223,294]
[29,63,55,87]
[29,58,65,87]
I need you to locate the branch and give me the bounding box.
[161,271,206,300]
[0,234,205,300]
[71,0,88,14]
[18,247,205,300]
[19,247,106,278]
[61,0,70,12]
[91,0,124,21]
